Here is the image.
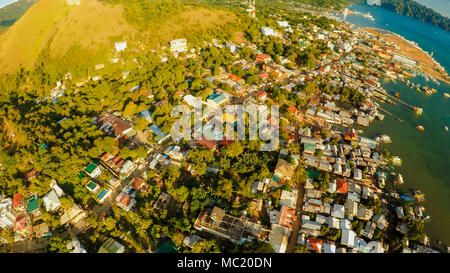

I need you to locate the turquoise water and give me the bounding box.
[341,4,450,244]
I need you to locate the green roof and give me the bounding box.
[307,169,320,179]
[87,181,97,190]
[85,163,98,174]
[304,143,316,153]
[27,197,39,213]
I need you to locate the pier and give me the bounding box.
[374,90,423,114]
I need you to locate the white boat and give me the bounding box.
[445,126,448,132]
[397,174,404,185]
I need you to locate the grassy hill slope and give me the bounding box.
[0,0,242,74]
[0,0,38,34]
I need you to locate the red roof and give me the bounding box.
[131,177,145,191]
[195,137,217,150]
[336,178,348,193]
[279,206,297,229]
[288,105,298,114]
[255,53,272,63]
[13,215,26,232]
[307,237,322,253]
[12,193,22,208]
[228,74,243,83]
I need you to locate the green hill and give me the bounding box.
[0,0,243,74]
[0,0,38,34]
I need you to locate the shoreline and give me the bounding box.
[360,27,450,85]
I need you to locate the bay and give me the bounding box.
[339,4,450,244]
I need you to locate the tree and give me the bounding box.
[172,232,185,247]
[190,239,221,253]
[60,195,74,210]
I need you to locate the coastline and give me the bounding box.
[360,27,450,85]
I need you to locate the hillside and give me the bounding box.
[0,0,38,34]
[0,0,242,74]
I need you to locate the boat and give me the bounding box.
[416,125,425,131]
[395,92,400,98]
[414,190,425,202]
[445,126,449,132]
[444,93,450,98]
[397,174,404,185]
[397,118,403,123]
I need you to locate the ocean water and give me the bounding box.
[340,4,450,244]
[0,0,17,9]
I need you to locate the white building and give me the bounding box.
[43,190,61,212]
[169,38,188,53]
[115,41,127,52]
[341,229,356,248]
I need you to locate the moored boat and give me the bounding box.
[416,125,424,131]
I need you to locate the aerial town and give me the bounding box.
[0,0,445,254]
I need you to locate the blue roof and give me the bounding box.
[149,124,163,135]
[140,110,152,122]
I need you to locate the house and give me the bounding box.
[96,113,133,139]
[139,110,153,123]
[183,235,203,248]
[42,190,61,212]
[85,180,100,193]
[67,237,87,253]
[367,241,384,253]
[336,178,348,193]
[169,38,188,53]
[27,196,39,214]
[194,207,245,244]
[98,238,125,253]
[323,241,336,253]
[148,124,170,144]
[195,137,217,151]
[60,204,86,226]
[341,229,356,248]
[115,41,127,52]
[250,181,267,194]
[207,93,229,108]
[279,206,297,230]
[328,217,340,229]
[261,27,277,36]
[269,224,291,253]
[130,177,148,192]
[331,204,345,219]
[301,219,321,232]
[33,221,50,238]
[279,190,298,208]
[373,214,388,230]
[0,198,17,229]
[353,168,363,180]
[12,193,24,211]
[120,159,135,174]
[256,54,273,64]
[274,159,296,181]
[306,237,322,253]
[395,206,405,218]
[357,204,373,221]
[153,193,172,210]
[255,91,268,101]
[85,163,101,178]
[116,192,135,212]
